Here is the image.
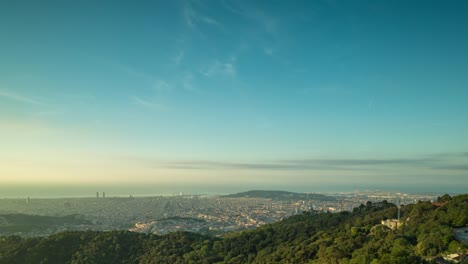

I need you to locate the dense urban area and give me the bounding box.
[0,192,466,263]
[0,190,442,237]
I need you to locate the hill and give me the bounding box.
[0,194,467,263]
[222,190,336,201]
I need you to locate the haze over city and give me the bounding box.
[2,2,468,264]
[1,0,467,194]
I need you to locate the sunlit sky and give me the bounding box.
[1,0,467,190]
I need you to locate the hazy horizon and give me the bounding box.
[0,181,465,199]
[1,0,467,190]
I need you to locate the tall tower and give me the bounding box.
[103,192,106,198]
[27,196,30,205]
[96,192,99,199]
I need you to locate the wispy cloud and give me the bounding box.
[126,159,353,171]
[200,16,222,27]
[152,79,171,92]
[131,96,165,110]
[201,60,236,78]
[173,50,185,65]
[112,61,154,82]
[183,0,223,30]
[221,0,280,62]
[89,55,172,93]
[121,66,173,93]
[432,165,468,170]
[158,160,350,171]
[0,89,44,105]
[221,0,278,35]
[282,158,435,167]
[181,72,197,91]
[431,152,468,158]
[125,154,468,172]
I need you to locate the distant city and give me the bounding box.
[0,189,446,238]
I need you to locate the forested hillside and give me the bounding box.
[222,190,336,201]
[1,194,466,264]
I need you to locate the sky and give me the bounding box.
[0,0,467,192]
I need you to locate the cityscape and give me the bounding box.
[1,0,467,262]
[0,190,443,237]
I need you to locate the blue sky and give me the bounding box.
[0,0,467,190]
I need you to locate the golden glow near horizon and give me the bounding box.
[1,116,467,188]
[1,147,467,187]
[1,1,468,192]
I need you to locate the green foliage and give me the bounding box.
[222,190,336,201]
[0,214,91,236]
[1,194,466,264]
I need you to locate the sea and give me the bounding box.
[0,182,465,199]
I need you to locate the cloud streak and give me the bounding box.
[432,165,468,170]
[157,160,356,171]
[89,55,173,93]
[201,60,236,77]
[131,96,165,110]
[0,89,44,105]
[283,158,435,166]
[432,152,468,158]
[126,154,468,172]
[152,79,171,92]
[221,0,278,35]
[183,0,223,30]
